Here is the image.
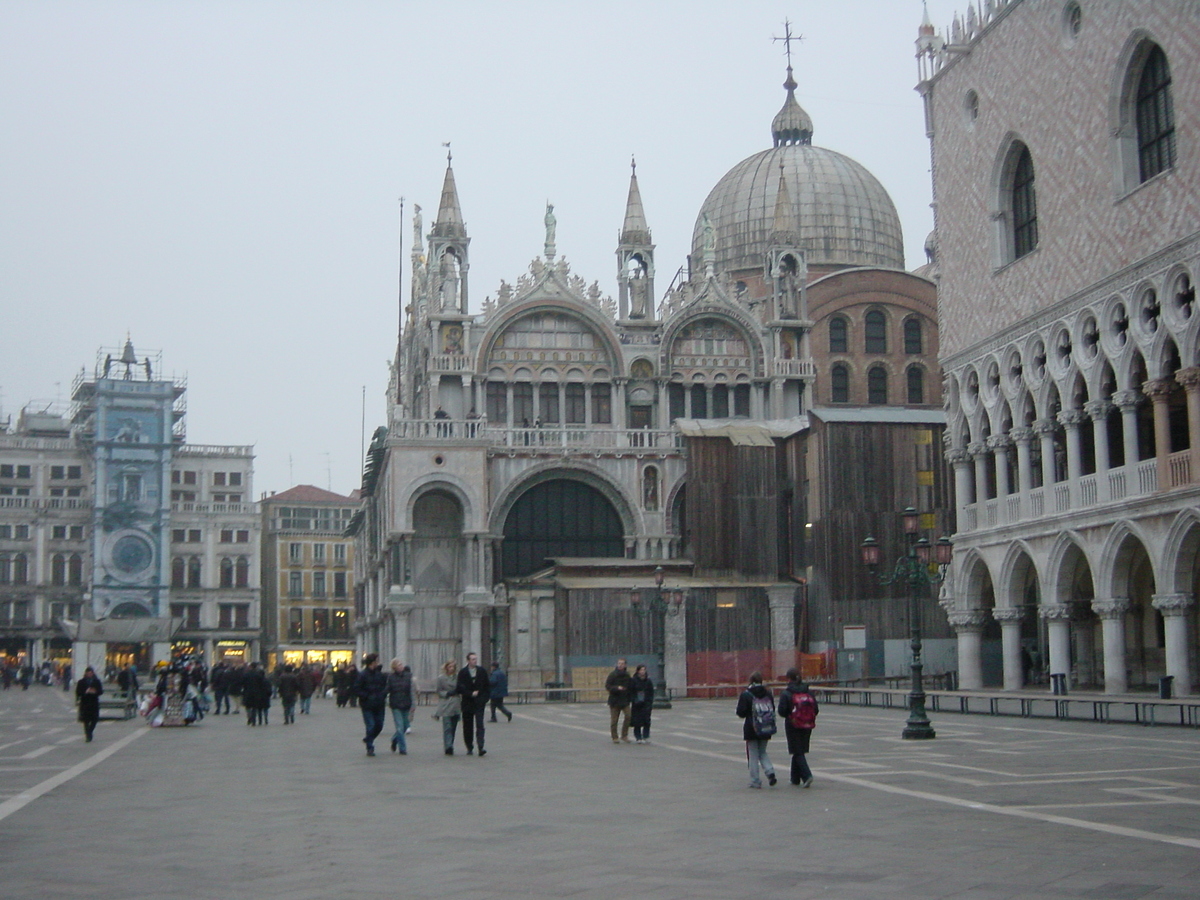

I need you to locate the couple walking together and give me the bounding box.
[434,653,510,755]
[605,658,656,743]
[736,668,818,789]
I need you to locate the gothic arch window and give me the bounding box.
[829,316,848,353]
[904,318,923,355]
[907,365,925,404]
[831,364,850,403]
[868,366,888,404]
[52,553,67,586]
[236,557,250,588]
[1136,44,1175,182]
[1010,144,1039,260]
[68,553,83,586]
[864,310,887,354]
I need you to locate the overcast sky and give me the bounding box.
[1,0,965,498]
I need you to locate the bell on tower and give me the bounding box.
[616,158,655,320]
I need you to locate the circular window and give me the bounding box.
[433,454,445,467]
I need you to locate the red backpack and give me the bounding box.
[788,691,818,730]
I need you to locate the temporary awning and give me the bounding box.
[61,617,183,643]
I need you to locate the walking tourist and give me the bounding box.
[736,671,778,788]
[488,662,512,722]
[243,662,271,726]
[278,664,300,724]
[75,665,103,742]
[777,668,818,787]
[228,663,245,714]
[457,652,490,756]
[354,653,388,756]
[298,664,317,714]
[605,658,633,744]
[434,660,461,755]
[629,664,655,743]
[386,658,414,754]
[210,662,230,714]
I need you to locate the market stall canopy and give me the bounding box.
[60,617,183,642]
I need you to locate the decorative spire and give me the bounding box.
[620,157,651,244]
[771,164,798,242]
[771,20,812,146]
[432,150,466,239]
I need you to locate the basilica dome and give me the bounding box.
[692,70,905,274]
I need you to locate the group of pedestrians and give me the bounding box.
[605,658,656,743]
[736,667,818,789]
[354,652,514,757]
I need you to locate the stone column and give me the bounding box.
[948,609,989,690]
[1010,426,1034,496]
[613,377,627,430]
[512,593,533,670]
[969,440,989,503]
[766,585,797,664]
[1112,389,1143,470]
[991,606,1025,690]
[461,602,487,657]
[1176,367,1200,482]
[1057,409,1086,485]
[1085,399,1114,499]
[1152,593,1194,696]
[1091,597,1130,694]
[1071,611,1095,686]
[1041,604,1073,685]
[947,447,974,511]
[988,434,1013,508]
[1143,379,1174,491]
[664,597,687,698]
[1034,418,1058,487]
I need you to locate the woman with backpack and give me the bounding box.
[735,671,778,789]
[778,667,818,787]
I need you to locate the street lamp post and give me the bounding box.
[860,507,953,740]
[630,565,680,709]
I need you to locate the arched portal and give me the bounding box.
[412,490,464,597]
[502,479,624,578]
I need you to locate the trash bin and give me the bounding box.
[544,681,566,702]
[1159,675,1174,699]
[1050,673,1068,695]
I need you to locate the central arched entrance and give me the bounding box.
[502,479,624,578]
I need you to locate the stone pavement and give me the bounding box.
[1,684,1198,899]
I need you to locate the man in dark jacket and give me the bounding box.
[354,653,388,756]
[456,652,490,756]
[278,664,301,725]
[386,658,414,754]
[605,658,633,744]
[210,662,230,714]
[488,662,512,723]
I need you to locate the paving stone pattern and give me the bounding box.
[1,686,1199,899]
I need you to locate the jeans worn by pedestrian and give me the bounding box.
[441,713,461,752]
[390,708,411,752]
[361,706,385,754]
[746,738,776,788]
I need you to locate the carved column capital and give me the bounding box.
[967,440,989,458]
[1091,597,1131,620]
[1111,389,1143,410]
[946,447,971,466]
[1032,417,1059,436]
[1142,378,1175,402]
[986,434,1013,452]
[948,609,989,632]
[1008,426,1034,445]
[1152,593,1195,617]
[991,606,1025,624]
[1174,366,1200,391]
[1057,409,1087,429]
[1038,604,1073,622]
[1083,399,1114,421]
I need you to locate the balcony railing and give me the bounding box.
[390,419,683,452]
[171,502,252,515]
[773,358,816,378]
[959,454,1197,534]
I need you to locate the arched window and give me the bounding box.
[68,553,84,586]
[1137,45,1175,181]
[220,557,234,589]
[171,557,185,588]
[907,366,925,404]
[831,364,850,403]
[187,556,201,589]
[51,553,67,586]
[865,311,886,354]
[868,366,888,404]
[829,316,848,353]
[904,319,922,355]
[643,466,659,511]
[13,553,28,585]
[0,554,10,584]
[235,557,250,588]
[1011,145,1038,259]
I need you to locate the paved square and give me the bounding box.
[2,687,1198,899]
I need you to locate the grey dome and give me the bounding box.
[692,143,905,273]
